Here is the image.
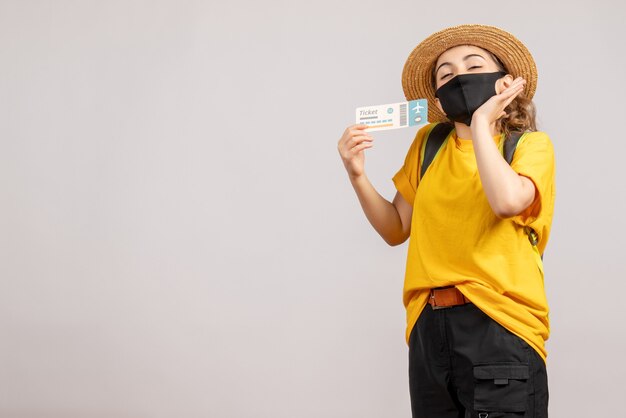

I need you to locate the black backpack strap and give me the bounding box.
[502,131,524,165]
[420,122,454,180]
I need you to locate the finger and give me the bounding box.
[502,86,524,108]
[350,130,374,139]
[349,127,374,138]
[502,82,524,96]
[511,77,525,87]
[341,135,372,153]
[345,124,369,137]
[349,141,373,154]
[350,134,374,145]
[512,80,526,93]
[512,82,526,96]
[498,83,525,102]
[514,80,526,90]
[502,79,525,93]
[340,130,372,149]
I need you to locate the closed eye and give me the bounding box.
[440,65,482,80]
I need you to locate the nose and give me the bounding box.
[436,70,468,92]
[453,69,472,77]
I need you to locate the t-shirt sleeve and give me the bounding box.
[509,131,556,252]
[391,123,434,206]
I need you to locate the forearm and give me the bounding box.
[348,173,405,245]
[471,117,533,217]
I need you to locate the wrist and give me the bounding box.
[471,113,489,127]
[349,172,366,183]
[470,115,492,135]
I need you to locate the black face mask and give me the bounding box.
[434,71,507,126]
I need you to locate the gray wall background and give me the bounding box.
[1,0,624,417]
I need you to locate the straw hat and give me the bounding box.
[401,24,538,123]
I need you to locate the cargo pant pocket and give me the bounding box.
[472,363,530,417]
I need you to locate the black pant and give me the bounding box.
[408,301,549,418]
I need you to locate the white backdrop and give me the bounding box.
[1,0,625,417]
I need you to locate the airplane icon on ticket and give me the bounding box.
[412,102,425,114]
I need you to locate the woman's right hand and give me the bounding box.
[337,124,374,179]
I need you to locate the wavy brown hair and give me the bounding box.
[431,45,538,137]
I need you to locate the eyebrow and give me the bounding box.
[435,54,486,76]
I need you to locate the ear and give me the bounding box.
[496,74,515,94]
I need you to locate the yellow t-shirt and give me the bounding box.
[392,122,556,364]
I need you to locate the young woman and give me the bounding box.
[337,24,555,417]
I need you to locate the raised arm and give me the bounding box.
[337,124,412,246]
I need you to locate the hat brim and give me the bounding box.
[402,24,538,124]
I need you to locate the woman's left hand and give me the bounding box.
[471,77,527,125]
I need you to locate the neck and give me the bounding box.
[454,120,501,140]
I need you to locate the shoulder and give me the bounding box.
[417,122,439,140]
[518,130,553,147]
[421,121,440,133]
[511,130,555,167]
[410,122,443,147]
[403,122,438,153]
[515,130,555,155]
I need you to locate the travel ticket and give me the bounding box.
[355,99,428,131]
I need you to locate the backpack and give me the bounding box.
[418,122,544,261]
